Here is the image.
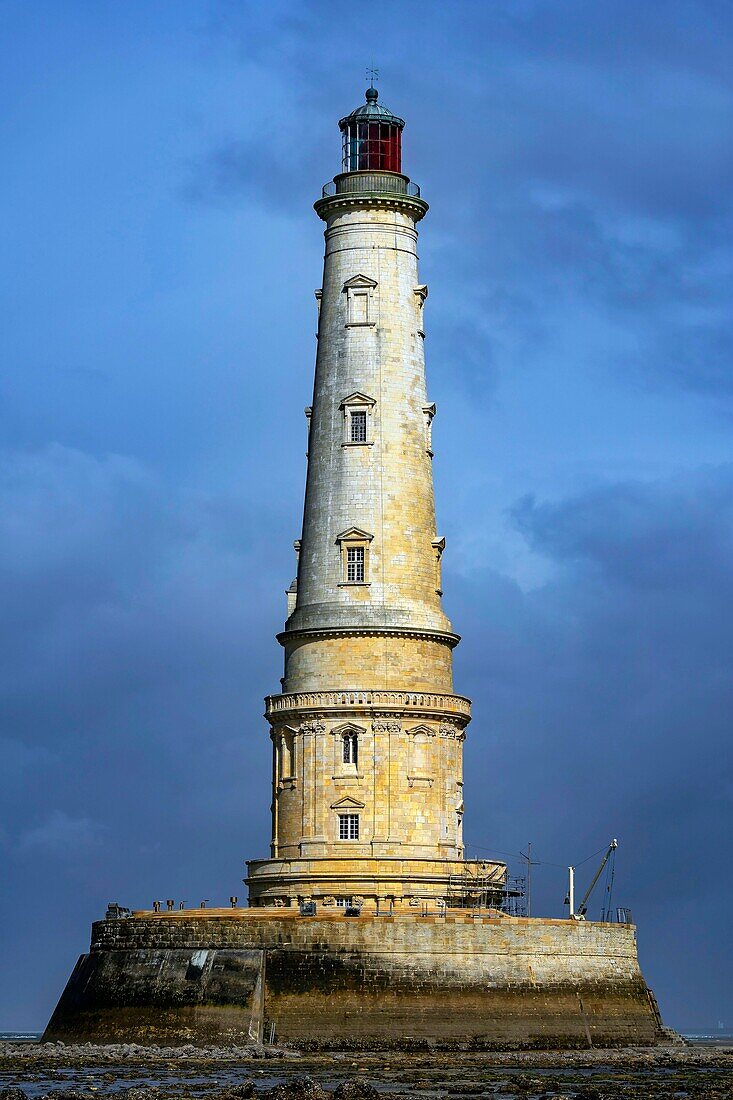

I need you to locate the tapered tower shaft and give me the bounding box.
[246,89,504,910]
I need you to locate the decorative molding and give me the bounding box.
[277,625,461,648]
[266,689,471,722]
[335,526,374,544]
[330,795,365,810]
[339,391,377,409]
[372,720,401,733]
[300,720,326,736]
[314,193,429,222]
[330,721,367,737]
[407,723,436,738]
[342,274,378,290]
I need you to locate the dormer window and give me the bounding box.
[340,392,376,447]
[336,528,373,586]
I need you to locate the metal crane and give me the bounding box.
[567,839,618,920]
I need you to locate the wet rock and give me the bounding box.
[216,1083,257,1100]
[0,1089,28,1100]
[333,1081,380,1100]
[262,1077,329,1100]
[39,1093,90,1100]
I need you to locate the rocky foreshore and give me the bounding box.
[1,1042,731,1100]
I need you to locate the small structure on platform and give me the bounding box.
[44,85,664,1049]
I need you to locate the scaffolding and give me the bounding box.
[447,862,514,911]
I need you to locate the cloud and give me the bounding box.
[197,1,733,402]
[512,468,733,589]
[17,811,106,857]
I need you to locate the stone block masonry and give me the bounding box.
[44,911,662,1048]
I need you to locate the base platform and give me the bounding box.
[44,908,664,1048]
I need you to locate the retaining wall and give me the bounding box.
[44,911,662,1048]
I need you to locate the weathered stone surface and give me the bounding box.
[250,169,494,909]
[43,913,661,1048]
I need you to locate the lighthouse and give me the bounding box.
[44,86,663,1049]
[245,86,505,911]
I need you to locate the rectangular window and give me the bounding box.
[346,546,365,583]
[338,813,359,840]
[335,896,353,908]
[350,410,367,443]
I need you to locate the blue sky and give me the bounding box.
[1,0,731,1032]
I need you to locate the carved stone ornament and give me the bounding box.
[322,895,336,906]
[439,722,459,738]
[300,720,326,736]
[372,720,401,733]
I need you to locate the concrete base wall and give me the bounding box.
[44,911,663,1049]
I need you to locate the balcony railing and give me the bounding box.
[321,172,421,200]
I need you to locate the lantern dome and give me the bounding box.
[339,87,404,174]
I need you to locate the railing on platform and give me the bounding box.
[321,172,421,200]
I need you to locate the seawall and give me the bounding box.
[44,910,663,1048]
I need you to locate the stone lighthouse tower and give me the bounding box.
[44,85,663,1048]
[246,87,505,910]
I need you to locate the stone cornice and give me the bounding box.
[314,192,429,222]
[277,625,461,648]
[265,689,472,725]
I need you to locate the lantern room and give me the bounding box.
[339,87,405,174]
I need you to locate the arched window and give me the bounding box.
[342,731,358,766]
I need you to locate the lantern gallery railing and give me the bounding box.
[321,172,421,199]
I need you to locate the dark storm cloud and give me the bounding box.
[513,470,733,588]
[0,442,282,869]
[201,0,733,398]
[449,469,733,1021]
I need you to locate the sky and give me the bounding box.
[1,0,731,1033]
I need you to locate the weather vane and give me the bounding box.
[366,64,379,89]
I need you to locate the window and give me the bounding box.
[342,732,358,765]
[340,392,375,446]
[338,813,359,840]
[350,410,367,443]
[335,896,353,908]
[341,119,402,173]
[346,546,365,583]
[343,275,377,328]
[336,527,373,586]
